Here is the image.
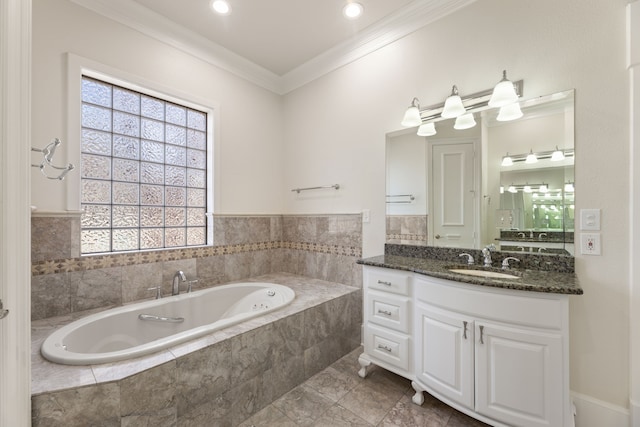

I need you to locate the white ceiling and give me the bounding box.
[71,0,476,94]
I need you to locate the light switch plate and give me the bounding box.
[580,233,601,255]
[580,209,601,231]
[362,209,370,223]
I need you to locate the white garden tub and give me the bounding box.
[41,282,295,365]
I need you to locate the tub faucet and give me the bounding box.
[481,244,496,267]
[172,270,187,296]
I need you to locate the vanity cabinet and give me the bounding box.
[359,266,572,427]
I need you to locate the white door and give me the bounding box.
[475,321,563,427]
[430,141,477,248]
[415,302,474,409]
[1,0,32,425]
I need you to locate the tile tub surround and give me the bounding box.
[31,273,362,426]
[31,214,363,321]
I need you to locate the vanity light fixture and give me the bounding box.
[496,102,523,121]
[501,153,513,167]
[417,122,437,136]
[211,0,231,15]
[401,97,422,127]
[441,85,466,118]
[343,2,364,19]
[508,185,517,193]
[453,112,476,130]
[525,150,538,164]
[564,182,575,192]
[499,186,504,194]
[539,184,548,192]
[551,146,565,161]
[523,184,532,193]
[488,70,519,107]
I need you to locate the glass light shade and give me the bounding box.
[539,184,548,193]
[401,98,421,127]
[551,147,565,161]
[501,154,513,167]
[441,86,465,118]
[508,185,517,193]
[496,103,523,121]
[454,113,476,130]
[488,70,519,107]
[564,182,575,192]
[525,150,538,164]
[500,186,504,194]
[523,185,532,193]
[417,122,437,136]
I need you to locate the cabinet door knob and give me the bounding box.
[463,321,468,339]
[435,234,441,239]
[479,325,484,344]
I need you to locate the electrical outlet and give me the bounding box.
[580,233,601,255]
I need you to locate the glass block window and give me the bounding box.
[80,76,208,254]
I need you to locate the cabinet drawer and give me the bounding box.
[364,324,410,371]
[365,267,410,296]
[366,291,410,333]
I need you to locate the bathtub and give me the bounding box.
[41,282,295,365]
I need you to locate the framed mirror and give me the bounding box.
[386,89,575,255]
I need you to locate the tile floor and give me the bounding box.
[239,347,491,427]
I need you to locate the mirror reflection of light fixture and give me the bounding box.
[401,97,422,127]
[417,122,437,136]
[441,86,466,118]
[497,102,523,121]
[501,153,513,167]
[539,184,548,192]
[488,70,519,107]
[453,113,476,130]
[551,146,565,161]
[525,149,538,164]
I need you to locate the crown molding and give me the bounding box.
[70,0,475,95]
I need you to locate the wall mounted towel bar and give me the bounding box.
[386,194,415,204]
[292,184,340,193]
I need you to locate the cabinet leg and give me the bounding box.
[411,381,425,405]
[358,354,372,378]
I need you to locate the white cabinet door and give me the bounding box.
[475,321,564,427]
[415,302,474,409]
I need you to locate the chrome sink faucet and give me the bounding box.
[481,244,496,267]
[501,257,520,270]
[172,270,187,296]
[459,253,474,265]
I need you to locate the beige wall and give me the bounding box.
[283,0,630,408]
[32,0,285,214]
[31,0,631,411]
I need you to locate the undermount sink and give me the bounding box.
[447,268,521,280]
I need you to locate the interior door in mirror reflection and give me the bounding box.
[430,141,478,248]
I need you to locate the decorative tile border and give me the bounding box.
[31,241,363,276]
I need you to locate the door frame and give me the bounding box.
[427,137,481,249]
[0,0,32,425]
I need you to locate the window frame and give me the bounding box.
[66,54,217,254]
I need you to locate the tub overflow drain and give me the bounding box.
[267,289,276,297]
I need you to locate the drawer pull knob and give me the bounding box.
[479,325,485,344]
[377,280,392,286]
[378,309,392,316]
[377,344,393,353]
[463,321,468,339]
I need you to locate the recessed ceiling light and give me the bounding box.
[343,2,364,20]
[211,0,231,15]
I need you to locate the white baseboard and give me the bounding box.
[572,391,629,427]
[631,400,640,427]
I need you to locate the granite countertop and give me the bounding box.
[357,254,583,295]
